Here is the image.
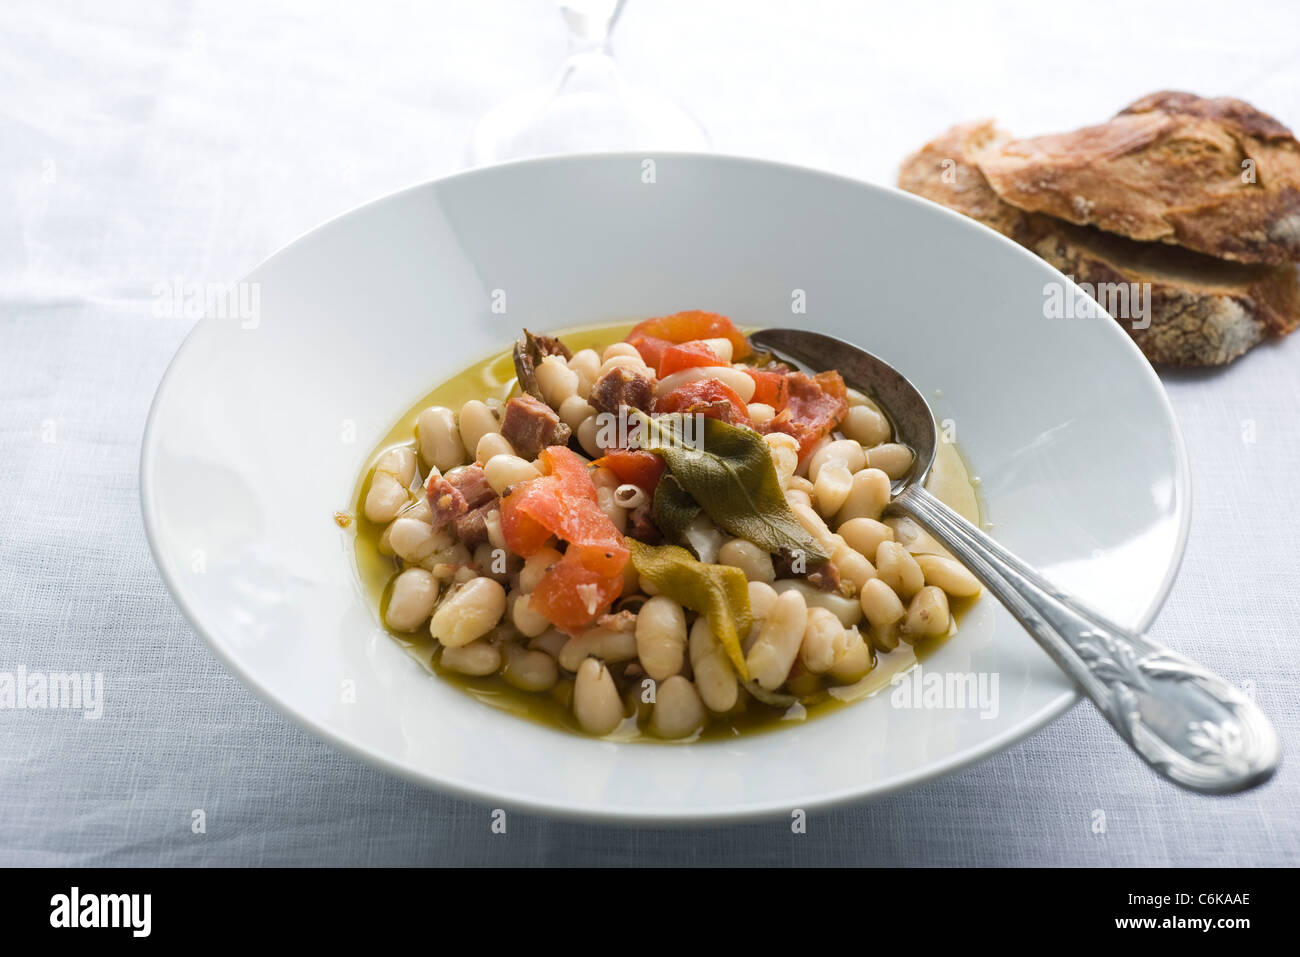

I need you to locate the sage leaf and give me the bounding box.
[627,540,752,680]
[630,410,831,565]
[650,473,702,551]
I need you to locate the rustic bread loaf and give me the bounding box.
[898,121,1300,365]
[972,92,1300,266]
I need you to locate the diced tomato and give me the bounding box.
[498,499,554,555]
[744,367,789,409]
[627,332,673,369]
[500,446,629,632]
[626,310,752,361]
[592,449,667,492]
[656,340,724,378]
[654,378,752,427]
[758,370,847,458]
[538,445,599,504]
[528,550,624,632]
[500,446,628,578]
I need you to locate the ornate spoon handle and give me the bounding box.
[894,484,1279,794]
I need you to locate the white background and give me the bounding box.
[1,0,1297,864]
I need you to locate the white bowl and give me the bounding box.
[141,153,1189,823]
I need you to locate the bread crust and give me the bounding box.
[898,121,1300,365]
[972,92,1300,266]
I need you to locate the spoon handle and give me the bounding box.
[894,484,1279,794]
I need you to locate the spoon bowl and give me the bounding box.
[751,327,938,489]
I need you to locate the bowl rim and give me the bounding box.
[139,150,1192,824]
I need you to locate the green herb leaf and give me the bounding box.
[650,473,702,551]
[630,410,831,565]
[627,540,752,679]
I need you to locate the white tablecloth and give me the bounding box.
[2,0,1297,866]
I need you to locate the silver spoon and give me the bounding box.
[751,328,1279,795]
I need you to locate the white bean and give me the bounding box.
[484,508,506,550]
[429,576,506,647]
[867,443,915,480]
[568,348,601,383]
[417,406,465,472]
[484,453,541,495]
[519,547,562,593]
[558,394,595,432]
[502,642,558,692]
[700,337,734,361]
[577,414,605,457]
[558,627,638,673]
[747,581,779,620]
[420,541,471,576]
[835,468,892,523]
[871,621,901,652]
[650,675,707,739]
[747,402,776,426]
[598,354,650,376]
[764,432,800,487]
[364,446,417,522]
[790,502,840,554]
[458,400,499,456]
[389,517,453,564]
[385,567,438,631]
[400,497,432,523]
[916,554,982,598]
[799,606,843,674]
[440,639,502,676]
[772,580,863,626]
[745,589,808,690]
[574,659,624,735]
[595,485,628,533]
[537,355,580,408]
[635,596,687,680]
[717,538,776,583]
[528,628,569,658]
[808,439,868,483]
[841,404,892,447]
[655,365,756,403]
[689,618,738,712]
[813,462,854,518]
[838,516,894,559]
[474,431,514,465]
[384,445,417,486]
[859,578,905,628]
[903,585,951,640]
[786,475,815,496]
[601,342,642,362]
[831,541,876,591]
[828,628,873,683]
[876,540,924,600]
[511,591,551,637]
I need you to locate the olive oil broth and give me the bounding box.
[349,323,985,741]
